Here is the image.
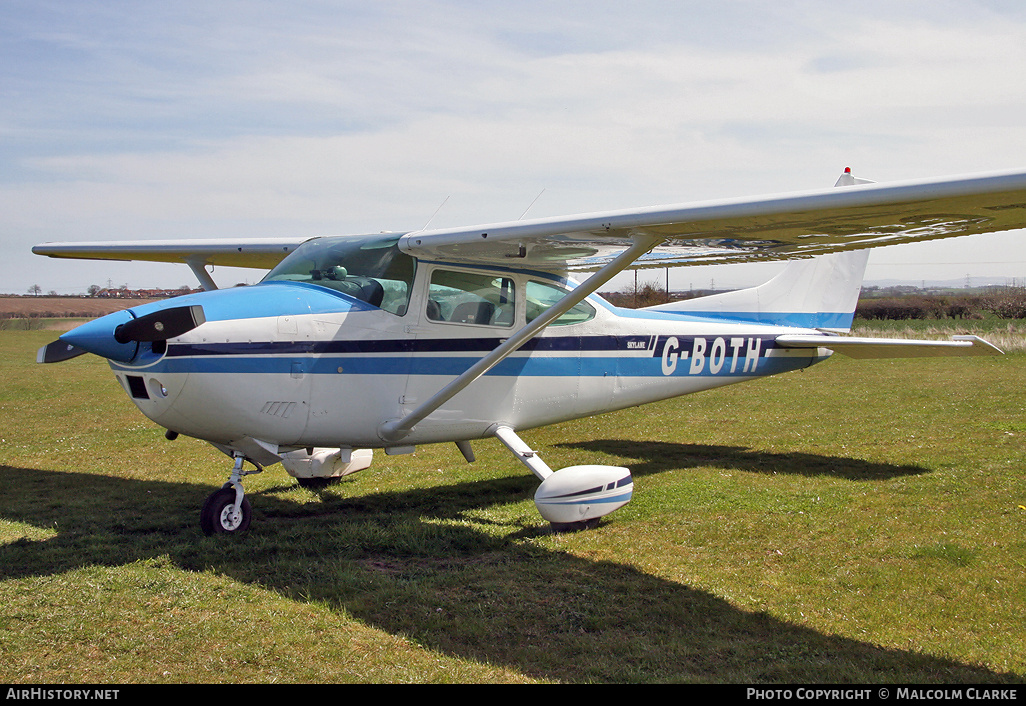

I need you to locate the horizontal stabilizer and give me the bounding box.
[775,334,1003,358]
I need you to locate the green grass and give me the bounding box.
[1,327,1024,683]
[853,317,1026,352]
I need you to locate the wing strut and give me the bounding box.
[377,236,660,442]
[492,425,554,480]
[187,257,219,291]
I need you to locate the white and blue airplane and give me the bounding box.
[33,168,1026,535]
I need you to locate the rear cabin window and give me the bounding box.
[525,280,596,326]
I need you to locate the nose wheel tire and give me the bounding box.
[550,518,601,533]
[200,487,252,536]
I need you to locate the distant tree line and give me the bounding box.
[602,283,673,308]
[856,290,1026,320]
[15,284,200,299]
[602,282,1026,320]
[601,282,717,309]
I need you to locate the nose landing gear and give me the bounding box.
[200,453,263,536]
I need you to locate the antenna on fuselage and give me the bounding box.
[422,195,451,230]
[518,189,546,220]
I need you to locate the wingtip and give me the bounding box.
[952,334,1004,355]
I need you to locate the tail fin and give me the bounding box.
[644,250,869,332]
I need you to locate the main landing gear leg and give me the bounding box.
[492,425,633,533]
[200,452,263,536]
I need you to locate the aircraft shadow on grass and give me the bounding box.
[555,439,931,481]
[0,462,1017,683]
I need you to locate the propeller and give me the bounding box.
[113,304,206,344]
[36,341,88,364]
[36,304,206,364]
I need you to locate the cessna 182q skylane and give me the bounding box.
[33,168,1026,535]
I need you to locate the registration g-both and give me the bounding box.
[33,168,1026,534]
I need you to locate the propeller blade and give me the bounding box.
[114,305,206,344]
[37,341,89,364]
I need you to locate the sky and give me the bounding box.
[3,0,1026,295]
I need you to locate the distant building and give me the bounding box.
[93,287,200,299]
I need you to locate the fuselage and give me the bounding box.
[61,236,830,453]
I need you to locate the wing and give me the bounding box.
[32,169,1026,274]
[31,237,311,270]
[399,168,1026,270]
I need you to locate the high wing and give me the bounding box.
[398,168,1026,270]
[32,169,1026,276]
[31,237,311,268]
[32,237,313,290]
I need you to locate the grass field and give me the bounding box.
[853,318,1026,353]
[1,326,1024,683]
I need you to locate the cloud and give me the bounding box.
[4,2,1026,292]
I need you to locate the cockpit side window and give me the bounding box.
[262,236,416,316]
[426,269,515,327]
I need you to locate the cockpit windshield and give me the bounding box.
[262,235,416,316]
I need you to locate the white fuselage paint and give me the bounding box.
[105,265,828,452]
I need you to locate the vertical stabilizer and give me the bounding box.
[644,250,869,332]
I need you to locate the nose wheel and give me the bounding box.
[200,487,252,535]
[200,453,261,536]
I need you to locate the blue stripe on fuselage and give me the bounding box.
[113,334,817,379]
[608,306,855,330]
